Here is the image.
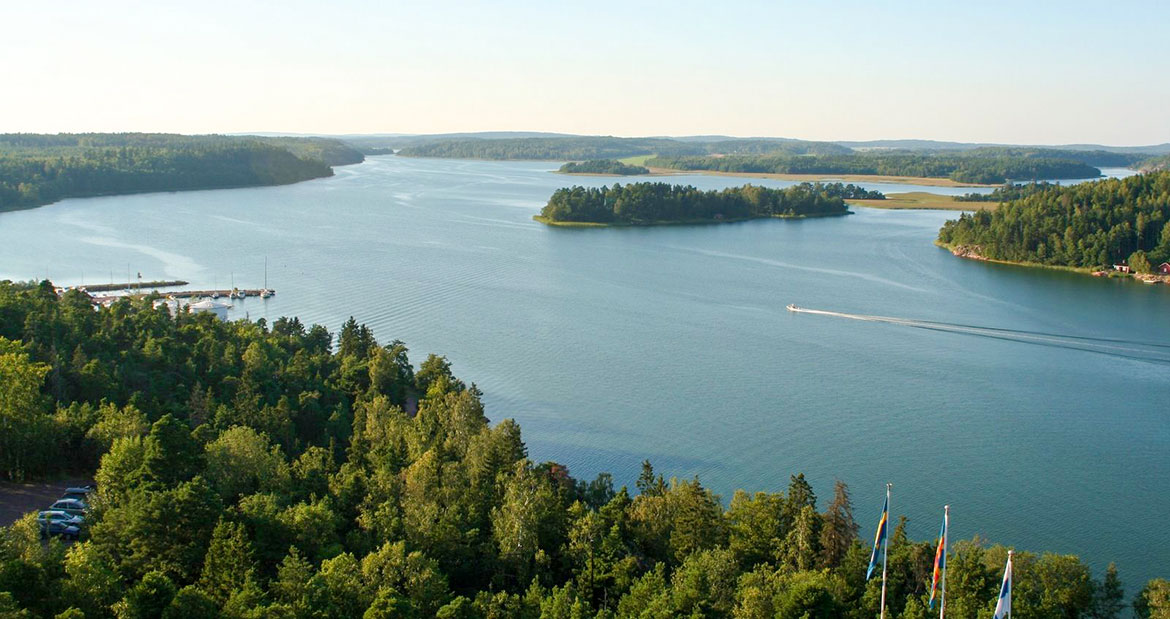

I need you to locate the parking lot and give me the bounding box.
[0,479,91,527]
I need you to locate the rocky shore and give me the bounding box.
[942,243,1167,285]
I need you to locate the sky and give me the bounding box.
[3,0,1169,145]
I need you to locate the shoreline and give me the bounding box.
[935,241,1170,285]
[552,171,649,178]
[533,210,850,228]
[644,167,993,188]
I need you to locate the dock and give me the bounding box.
[67,280,188,293]
[165,289,269,299]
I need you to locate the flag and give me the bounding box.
[928,509,948,609]
[865,494,889,579]
[993,552,1013,619]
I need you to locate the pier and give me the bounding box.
[165,289,270,299]
[68,280,188,293]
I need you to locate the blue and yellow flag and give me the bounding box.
[865,494,889,579]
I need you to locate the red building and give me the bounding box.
[1159,262,1170,275]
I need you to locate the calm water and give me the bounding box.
[2,157,1167,587]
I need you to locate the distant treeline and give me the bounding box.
[961,147,1146,168]
[538,182,873,225]
[955,181,1063,203]
[938,171,1170,270]
[396,136,850,161]
[648,151,1102,184]
[0,133,364,211]
[558,160,649,175]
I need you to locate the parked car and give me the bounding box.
[48,498,88,516]
[37,511,81,540]
[38,510,84,527]
[60,486,95,502]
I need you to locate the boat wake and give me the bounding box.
[787,306,1170,364]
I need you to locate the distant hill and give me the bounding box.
[838,139,1170,155]
[0,133,363,211]
[331,131,1170,160]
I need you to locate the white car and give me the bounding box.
[49,498,88,516]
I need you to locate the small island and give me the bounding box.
[937,171,1170,281]
[557,159,649,176]
[534,182,882,227]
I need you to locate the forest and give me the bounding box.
[1,280,1166,618]
[395,137,849,161]
[557,160,649,175]
[537,182,878,225]
[647,152,1103,185]
[0,133,364,211]
[954,182,1064,203]
[937,171,1170,270]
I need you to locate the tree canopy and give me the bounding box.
[938,171,1170,269]
[538,182,877,225]
[558,160,649,175]
[0,280,1159,617]
[648,150,1104,185]
[0,133,363,211]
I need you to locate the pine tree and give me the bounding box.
[200,519,258,604]
[1091,563,1125,619]
[818,480,858,568]
[137,414,201,486]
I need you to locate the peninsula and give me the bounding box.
[534,182,880,226]
[937,171,1170,279]
[0,133,364,212]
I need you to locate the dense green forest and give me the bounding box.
[954,182,1064,203]
[557,160,649,175]
[0,133,363,211]
[937,171,1170,269]
[1,281,1165,618]
[954,147,1146,169]
[537,182,878,225]
[395,137,849,161]
[647,152,1103,185]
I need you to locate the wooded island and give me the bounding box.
[557,160,649,175]
[535,182,881,226]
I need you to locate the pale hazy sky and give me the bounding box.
[4,0,1169,145]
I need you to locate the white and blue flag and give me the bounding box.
[993,551,1013,619]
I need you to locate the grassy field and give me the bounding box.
[617,154,654,166]
[848,192,993,211]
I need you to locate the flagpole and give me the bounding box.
[881,482,891,619]
[1006,550,1013,619]
[940,505,949,619]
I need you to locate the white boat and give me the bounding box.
[786,304,800,312]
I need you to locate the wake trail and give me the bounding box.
[788,307,1170,364]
